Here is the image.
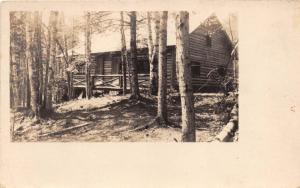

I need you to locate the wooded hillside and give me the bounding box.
[10,11,239,142]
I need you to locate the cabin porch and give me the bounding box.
[72,73,150,97]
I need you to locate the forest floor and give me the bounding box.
[11,92,237,142]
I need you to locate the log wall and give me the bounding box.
[189,25,233,88]
[73,25,234,91]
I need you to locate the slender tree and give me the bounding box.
[10,12,20,108]
[120,11,128,95]
[56,12,72,100]
[85,11,92,99]
[157,11,168,124]
[26,12,40,117]
[69,17,76,99]
[43,17,51,109]
[45,11,58,112]
[129,11,140,99]
[175,11,196,142]
[34,12,43,109]
[147,12,160,95]
[63,20,71,100]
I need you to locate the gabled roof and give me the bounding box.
[59,14,234,57]
[190,14,233,47]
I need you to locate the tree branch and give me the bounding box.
[55,39,69,65]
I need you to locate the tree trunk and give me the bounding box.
[147,12,154,94]
[148,12,160,95]
[43,21,51,109]
[120,11,127,95]
[64,26,71,100]
[35,12,43,110]
[157,11,168,123]
[26,12,40,116]
[26,65,31,109]
[69,18,76,100]
[175,11,196,142]
[130,11,140,99]
[85,12,92,99]
[127,52,132,92]
[10,12,19,108]
[45,11,58,112]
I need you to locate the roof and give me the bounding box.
[191,14,234,47]
[59,14,233,57]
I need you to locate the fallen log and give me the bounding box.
[39,122,91,138]
[214,104,238,142]
[214,120,237,142]
[129,117,159,132]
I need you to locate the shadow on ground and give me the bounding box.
[11,93,235,142]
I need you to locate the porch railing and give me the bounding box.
[73,74,150,91]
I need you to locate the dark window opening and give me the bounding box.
[137,59,150,74]
[206,34,212,47]
[112,56,120,74]
[191,64,201,78]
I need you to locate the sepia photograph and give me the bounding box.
[2,0,300,187]
[9,10,239,142]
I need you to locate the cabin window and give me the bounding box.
[112,57,120,74]
[206,34,212,47]
[111,62,119,74]
[137,59,150,74]
[191,63,201,78]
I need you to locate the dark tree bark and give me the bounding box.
[129,11,140,99]
[10,12,27,108]
[120,11,127,95]
[10,12,19,108]
[175,11,196,142]
[34,12,43,109]
[157,11,168,124]
[85,12,92,99]
[26,63,31,108]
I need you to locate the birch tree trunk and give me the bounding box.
[25,13,31,109]
[120,11,127,95]
[157,11,168,123]
[26,12,40,116]
[148,12,160,95]
[45,11,58,112]
[85,12,92,99]
[175,11,196,142]
[130,11,140,99]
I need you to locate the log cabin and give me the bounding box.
[59,15,236,97]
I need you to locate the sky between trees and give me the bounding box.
[43,11,237,54]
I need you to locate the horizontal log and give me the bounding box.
[214,104,239,142]
[39,122,91,138]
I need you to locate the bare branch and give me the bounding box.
[55,39,69,65]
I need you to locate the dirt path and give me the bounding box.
[12,93,236,142]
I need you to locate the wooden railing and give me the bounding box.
[73,75,86,88]
[73,74,150,91]
[93,74,123,90]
